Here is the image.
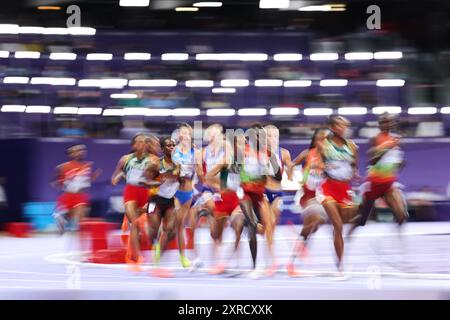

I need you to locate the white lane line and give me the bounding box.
[0,277,449,291]
[0,277,361,290]
[4,264,450,287]
[0,286,57,290]
[45,250,450,267]
[0,251,61,259]
[41,251,450,281]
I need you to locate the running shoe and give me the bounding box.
[180,255,191,268]
[126,255,144,274]
[286,263,302,277]
[53,214,66,235]
[208,263,226,275]
[266,262,278,277]
[153,242,161,265]
[247,268,264,280]
[332,263,349,281]
[297,242,310,261]
[189,258,203,272]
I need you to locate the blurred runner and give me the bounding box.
[53,144,101,235]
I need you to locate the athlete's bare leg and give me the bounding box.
[260,199,276,270]
[147,208,162,244]
[229,211,245,269]
[71,204,88,231]
[208,217,227,274]
[231,212,244,253]
[301,213,325,242]
[240,199,258,269]
[124,201,142,262]
[267,198,281,267]
[158,207,176,251]
[347,197,375,238]
[287,206,326,276]
[322,200,344,270]
[383,188,408,226]
[174,198,192,267]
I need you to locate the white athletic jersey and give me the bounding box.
[123,154,150,186]
[64,175,91,193]
[203,144,225,175]
[323,139,355,181]
[59,161,92,193]
[377,147,404,167]
[172,146,195,179]
[221,164,241,191]
[157,158,180,199]
[266,148,284,177]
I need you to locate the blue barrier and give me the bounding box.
[22,202,56,231]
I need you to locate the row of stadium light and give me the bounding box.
[1,105,447,116]
[0,77,406,88]
[0,25,96,35]
[120,1,345,12]
[0,50,403,61]
[119,1,222,9]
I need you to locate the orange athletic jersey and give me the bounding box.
[367,132,403,183]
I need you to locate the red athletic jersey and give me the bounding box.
[58,161,92,193]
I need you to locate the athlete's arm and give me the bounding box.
[282,148,294,181]
[368,137,390,166]
[92,170,102,181]
[267,150,282,181]
[368,137,399,160]
[204,163,223,192]
[194,148,205,184]
[398,159,407,171]
[111,155,127,186]
[141,155,161,187]
[349,140,360,180]
[367,137,383,163]
[291,149,309,167]
[315,134,328,160]
[89,162,102,181]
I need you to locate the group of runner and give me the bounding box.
[52,113,409,278]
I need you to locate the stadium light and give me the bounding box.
[338,107,368,115]
[220,79,249,87]
[372,106,402,114]
[270,107,299,116]
[128,79,177,87]
[1,105,26,112]
[238,108,267,116]
[255,79,283,87]
[303,108,333,116]
[310,53,338,61]
[407,107,437,115]
[206,109,236,116]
